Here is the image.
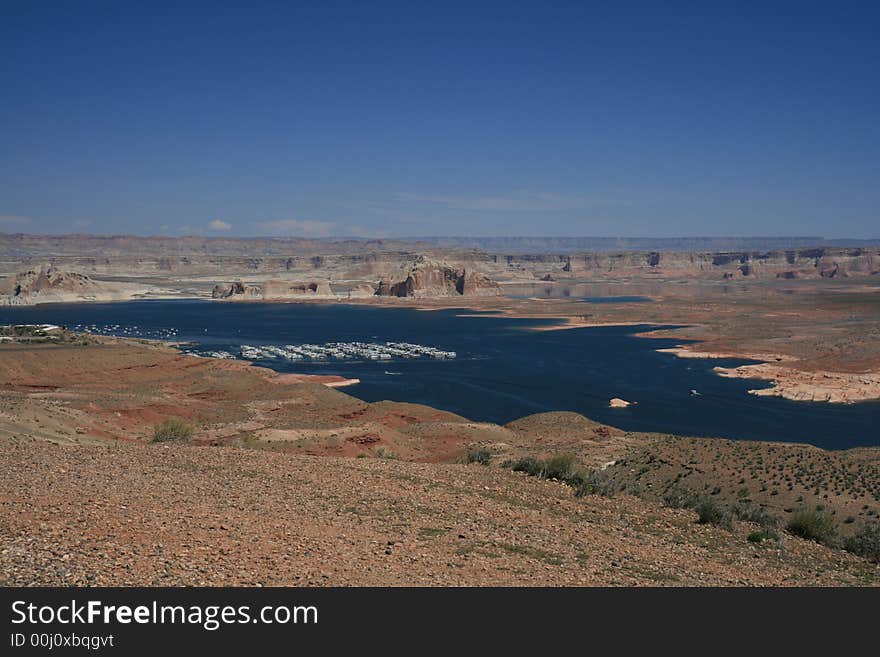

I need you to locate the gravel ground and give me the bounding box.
[2,440,877,586]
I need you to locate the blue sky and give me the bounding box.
[1,1,877,238]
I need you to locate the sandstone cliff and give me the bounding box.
[3,235,877,288]
[261,279,334,299]
[0,266,147,305]
[375,256,502,298]
[0,250,491,283]
[211,281,262,299]
[347,282,377,297]
[212,279,334,300]
[552,248,880,280]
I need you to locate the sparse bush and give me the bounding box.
[748,528,780,544]
[732,500,779,528]
[542,454,577,480]
[504,454,612,497]
[786,508,839,547]
[152,418,194,443]
[695,497,732,529]
[374,447,397,460]
[466,448,492,466]
[843,522,880,563]
[507,456,544,478]
[569,469,616,497]
[663,487,698,509]
[566,469,589,494]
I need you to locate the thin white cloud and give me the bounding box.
[257,219,337,238]
[208,219,232,231]
[392,192,612,212]
[0,215,31,225]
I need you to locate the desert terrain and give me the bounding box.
[1,235,879,585]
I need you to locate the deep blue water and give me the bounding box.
[2,300,878,450]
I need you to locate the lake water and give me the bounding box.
[2,300,878,450]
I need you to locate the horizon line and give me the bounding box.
[4,232,880,242]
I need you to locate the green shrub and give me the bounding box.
[843,522,880,563]
[663,487,698,509]
[748,528,780,544]
[374,447,397,459]
[695,497,732,529]
[786,508,839,547]
[565,469,588,493]
[542,454,577,480]
[504,454,576,478]
[466,448,492,465]
[504,454,611,497]
[569,469,615,497]
[507,456,544,478]
[732,500,779,528]
[152,418,195,443]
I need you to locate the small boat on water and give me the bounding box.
[384,371,402,376]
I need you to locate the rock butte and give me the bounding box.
[213,279,336,300]
[375,255,502,298]
[0,265,154,306]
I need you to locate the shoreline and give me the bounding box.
[654,346,798,363]
[655,345,880,404]
[5,292,880,405]
[713,364,880,404]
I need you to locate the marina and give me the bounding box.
[63,324,457,362]
[70,323,180,340]
[235,341,455,362]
